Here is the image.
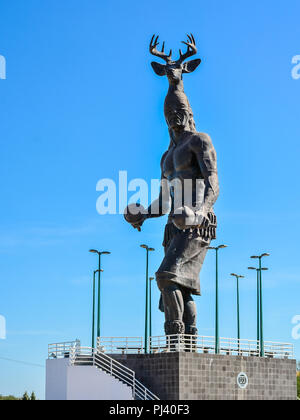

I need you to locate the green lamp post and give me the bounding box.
[140,245,155,354]
[250,253,270,357]
[89,249,111,339]
[92,269,102,349]
[248,267,261,349]
[248,263,269,356]
[149,277,155,342]
[208,244,227,354]
[230,273,245,353]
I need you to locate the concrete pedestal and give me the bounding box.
[113,353,297,400]
[46,358,133,400]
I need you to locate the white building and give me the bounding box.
[46,340,158,401]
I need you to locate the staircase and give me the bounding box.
[69,346,159,400]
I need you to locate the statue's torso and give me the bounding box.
[162,131,206,213]
[162,132,203,182]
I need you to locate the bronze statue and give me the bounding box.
[125,34,219,337]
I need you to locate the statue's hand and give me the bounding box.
[171,206,196,230]
[131,215,147,232]
[124,203,147,232]
[194,210,210,228]
[171,207,210,230]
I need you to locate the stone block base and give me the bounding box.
[113,353,297,400]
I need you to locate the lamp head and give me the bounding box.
[89,249,99,254]
[251,253,270,259]
[231,273,244,278]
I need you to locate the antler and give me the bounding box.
[149,35,173,63]
[177,33,197,64]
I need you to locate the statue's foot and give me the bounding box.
[164,321,185,335]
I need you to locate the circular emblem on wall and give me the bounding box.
[237,372,249,389]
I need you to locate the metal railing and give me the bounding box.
[264,340,294,359]
[48,340,81,359]
[48,341,159,400]
[97,337,144,354]
[49,336,294,360]
[149,335,294,359]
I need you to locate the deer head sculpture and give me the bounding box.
[150,34,201,86]
[150,34,201,133]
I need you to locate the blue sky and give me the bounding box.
[0,0,299,399]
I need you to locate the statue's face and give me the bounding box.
[165,107,190,130]
[165,64,183,84]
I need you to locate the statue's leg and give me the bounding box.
[157,279,185,336]
[183,291,198,352]
[183,293,198,336]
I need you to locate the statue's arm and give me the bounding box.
[145,151,171,220]
[190,133,219,215]
[131,152,170,231]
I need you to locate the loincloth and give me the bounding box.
[156,212,217,296]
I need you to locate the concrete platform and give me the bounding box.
[113,352,297,400]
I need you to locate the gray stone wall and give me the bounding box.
[114,353,180,400]
[113,353,297,400]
